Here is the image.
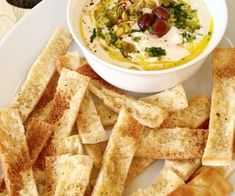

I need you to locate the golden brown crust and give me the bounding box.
[203,48,235,166]
[161,94,210,129]
[126,158,155,184]
[169,168,233,196]
[92,108,144,195]
[135,128,208,159]
[0,108,38,196]
[84,142,107,169]
[26,118,53,164]
[213,48,235,79]
[12,27,73,122]
[77,63,168,128]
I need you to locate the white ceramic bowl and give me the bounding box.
[67,0,228,93]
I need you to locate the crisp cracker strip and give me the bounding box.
[164,159,201,181]
[92,108,143,196]
[77,91,107,144]
[161,94,210,129]
[135,128,208,159]
[56,135,84,155]
[45,155,93,196]
[141,84,188,113]
[84,142,107,169]
[77,63,168,128]
[12,27,73,122]
[126,158,155,184]
[34,68,89,170]
[56,51,81,73]
[168,168,233,196]
[95,102,118,127]
[26,118,53,164]
[0,108,38,196]
[24,71,59,130]
[132,169,185,196]
[203,48,235,166]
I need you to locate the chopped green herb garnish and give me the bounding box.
[109,31,118,44]
[90,28,97,43]
[145,47,166,57]
[208,31,212,35]
[132,36,141,42]
[182,32,195,42]
[130,29,142,33]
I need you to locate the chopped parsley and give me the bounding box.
[109,31,118,44]
[182,32,195,42]
[130,29,142,33]
[90,28,97,43]
[145,47,166,57]
[132,36,141,42]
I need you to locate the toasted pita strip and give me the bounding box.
[77,63,168,128]
[141,84,188,113]
[26,118,53,164]
[24,71,59,130]
[132,169,185,196]
[92,108,143,196]
[161,94,210,129]
[169,168,232,196]
[95,103,118,127]
[203,49,235,166]
[34,69,89,169]
[57,135,84,155]
[33,170,46,196]
[164,159,201,181]
[135,128,208,159]
[56,51,81,73]
[0,108,38,196]
[126,158,155,184]
[84,142,107,169]
[45,155,93,196]
[77,91,107,144]
[12,27,73,122]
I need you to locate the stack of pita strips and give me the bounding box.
[0,27,234,196]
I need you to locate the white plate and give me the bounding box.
[0,0,234,195]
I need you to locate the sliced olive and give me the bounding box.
[138,13,155,31]
[152,6,170,21]
[152,20,170,37]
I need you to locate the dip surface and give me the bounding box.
[81,0,213,71]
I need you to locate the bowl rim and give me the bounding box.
[67,0,228,75]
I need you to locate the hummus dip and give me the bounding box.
[81,0,213,70]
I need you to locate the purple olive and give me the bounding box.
[152,6,170,21]
[138,13,155,31]
[152,20,170,37]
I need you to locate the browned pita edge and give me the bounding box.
[161,94,210,129]
[95,102,118,127]
[168,168,233,196]
[132,168,185,196]
[12,27,73,122]
[55,51,81,73]
[203,48,235,166]
[125,158,155,184]
[24,72,59,131]
[77,91,107,144]
[77,62,168,128]
[84,141,107,169]
[26,118,53,165]
[135,128,208,159]
[92,108,144,196]
[0,108,38,196]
